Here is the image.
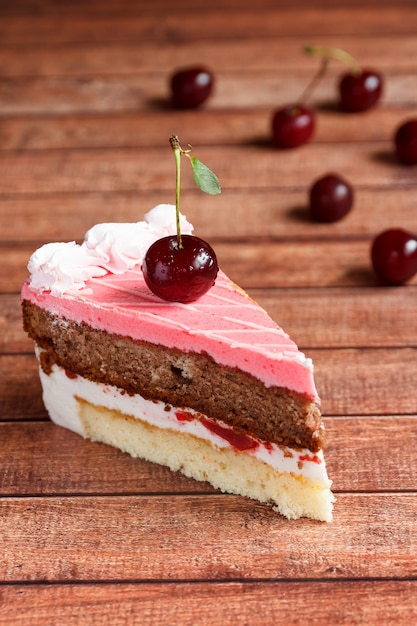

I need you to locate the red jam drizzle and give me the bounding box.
[65,369,78,380]
[299,454,321,464]
[175,410,194,422]
[200,417,260,452]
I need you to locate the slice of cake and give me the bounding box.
[21,205,334,521]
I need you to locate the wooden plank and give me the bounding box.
[252,287,417,349]
[313,347,417,416]
[1,416,416,495]
[2,0,413,15]
[1,247,32,294]
[0,72,415,114]
[0,144,413,195]
[0,420,217,496]
[0,7,416,45]
[0,580,416,626]
[3,347,417,420]
[0,106,415,152]
[6,239,417,293]
[0,354,46,420]
[2,185,417,244]
[1,0,416,612]
[0,295,33,354]
[213,240,402,289]
[214,241,414,290]
[1,36,417,78]
[1,493,417,581]
[5,286,417,354]
[325,416,417,491]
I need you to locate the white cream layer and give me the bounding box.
[35,347,331,485]
[27,205,193,296]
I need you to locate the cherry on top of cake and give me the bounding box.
[141,136,221,303]
[26,204,196,296]
[22,203,320,402]
[22,136,320,401]
[29,136,222,303]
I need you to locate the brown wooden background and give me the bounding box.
[1,0,417,624]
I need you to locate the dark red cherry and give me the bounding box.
[371,229,417,285]
[170,66,214,109]
[142,234,219,302]
[309,173,354,222]
[271,104,315,149]
[394,119,417,165]
[339,69,383,112]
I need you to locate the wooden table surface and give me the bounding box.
[1,0,417,624]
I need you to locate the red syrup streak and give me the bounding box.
[299,454,321,464]
[175,410,194,422]
[175,411,260,452]
[200,417,260,452]
[65,369,78,380]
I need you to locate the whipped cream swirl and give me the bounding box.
[27,204,193,296]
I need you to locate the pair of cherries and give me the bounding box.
[270,52,417,167]
[271,65,381,148]
[308,174,417,286]
[272,45,383,149]
[272,94,417,167]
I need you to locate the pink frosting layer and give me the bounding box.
[21,269,320,401]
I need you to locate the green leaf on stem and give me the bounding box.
[189,157,221,195]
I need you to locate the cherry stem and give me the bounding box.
[297,56,330,104]
[169,135,186,250]
[304,44,362,75]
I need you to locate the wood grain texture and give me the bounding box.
[0,579,415,626]
[2,185,417,244]
[0,355,46,420]
[1,106,416,152]
[0,580,416,626]
[0,295,33,354]
[0,6,416,45]
[1,494,417,582]
[2,0,413,13]
[1,0,417,623]
[0,73,415,114]
[0,110,265,150]
[1,144,413,194]
[1,36,417,78]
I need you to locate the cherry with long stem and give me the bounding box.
[270,49,330,149]
[142,136,220,303]
[304,44,383,112]
[304,45,361,75]
[169,135,189,250]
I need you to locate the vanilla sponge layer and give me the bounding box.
[78,399,333,521]
[36,348,334,521]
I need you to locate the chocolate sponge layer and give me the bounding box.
[22,299,324,452]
